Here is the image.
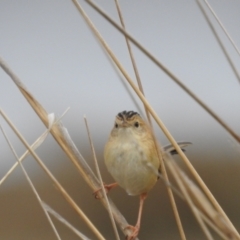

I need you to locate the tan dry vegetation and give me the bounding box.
[1,0,240,239]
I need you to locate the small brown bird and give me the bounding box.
[104,110,160,240]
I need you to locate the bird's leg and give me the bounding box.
[93,182,118,199]
[125,193,147,240]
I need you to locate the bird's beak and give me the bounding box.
[121,121,128,127]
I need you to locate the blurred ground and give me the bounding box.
[0,149,240,240]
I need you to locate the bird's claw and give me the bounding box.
[124,225,139,240]
[93,183,117,199]
[93,185,108,199]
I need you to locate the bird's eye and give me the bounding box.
[134,122,139,128]
[115,123,118,128]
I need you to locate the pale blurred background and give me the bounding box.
[0,0,240,239]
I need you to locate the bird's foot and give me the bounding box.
[93,182,117,199]
[124,225,140,240]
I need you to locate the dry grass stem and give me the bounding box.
[0,124,62,240]
[114,0,151,124]
[84,116,120,240]
[0,56,99,190]
[0,54,135,238]
[155,153,234,239]
[43,202,91,240]
[0,109,105,240]
[72,1,240,236]
[83,0,240,143]
[62,121,133,238]
[159,153,186,240]
[157,171,184,201]
[165,155,240,240]
[165,156,214,240]
[0,129,48,185]
[198,211,230,240]
[113,1,186,238]
[197,0,240,84]
[0,110,69,186]
[180,171,239,240]
[73,0,185,238]
[1,2,238,239]
[203,0,240,57]
[147,142,193,201]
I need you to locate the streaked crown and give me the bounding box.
[114,110,143,129]
[117,110,140,122]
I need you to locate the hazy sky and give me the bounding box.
[1,0,240,166]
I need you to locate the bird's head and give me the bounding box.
[110,110,148,138]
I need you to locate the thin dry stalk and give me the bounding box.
[165,156,214,240]
[0,56,136,238]
[0,125,62,240]
[154,153,233,239]
[149,142,192,200]
[157,165,229,240]
[160,159,186,240]
[71,1,239,236]
[197,0,240,84]
[198,210,233,240]
[113,2,186,239]
[0,109,105,240]
[166,155,240,240]
[203,0,240,57]
[0,130,48,185]
[0,55,99,189]
[43,202,91,240]
[157,170,184,200]
[157,159,231,240]
[83,0,240,143]
[114,0,151,124]
[0,109,69,186]
[84,116,120,240]
[179,171,239,240]
[148,153,232,240]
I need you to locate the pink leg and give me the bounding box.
[93,182,118,199]
[125,193,147,240]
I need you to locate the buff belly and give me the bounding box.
[104,140,159,196]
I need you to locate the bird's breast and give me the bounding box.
[104,138,159,196]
